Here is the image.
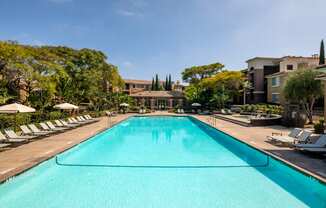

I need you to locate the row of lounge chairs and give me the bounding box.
[0,115,98,149]
[267,128,326,154]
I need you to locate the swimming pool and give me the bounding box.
[0,116,325,207]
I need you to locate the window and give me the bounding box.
[271,77,280,87]
[271,93,280,103]
[287,65,293,70]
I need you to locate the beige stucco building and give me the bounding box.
[246,56,321,104]
[123,79,186,110]
[130,91,185,110]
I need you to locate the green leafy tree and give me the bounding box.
[184,84,203,103]
[283,69,323,124]
[320,39,325,65]
[182,62,224,84]
[0,41,124,111]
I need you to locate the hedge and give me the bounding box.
[240,104,283,115]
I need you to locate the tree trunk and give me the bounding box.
[303,99,315,124]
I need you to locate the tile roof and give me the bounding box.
[124,79,152,84]
[130,90,184,98]
[124,79,166,85]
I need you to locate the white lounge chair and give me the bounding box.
[295,130,312,143]
[20,125,48,136]
[76,116,92,123]
[46,121,68,131]
[0,132,11,148]
[269,129,311,144]
[181,109,185,114]
[59,119,79,128]
[69,118,85,125]
[295,135,326,148]
[267,128,302,143]
[28,124,52,135]
[221,109,227,115]
[84,115,99,121]
[4,129,36,140]
[39,123,58,133]
[54,120,73,129]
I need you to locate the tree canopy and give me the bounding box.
[283,69,323,123]
[183,64,245,109]
[0,41,125,111]
[182,62,224,84]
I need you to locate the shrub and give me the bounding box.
[314,119,324,134]
[240,104,283,115]
[48,111,65,120]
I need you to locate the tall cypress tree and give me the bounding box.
[165,76,168,90]
[320,39,325,65]
[155,74,159,91]
[168,74,172,90]
[151,77,155,90]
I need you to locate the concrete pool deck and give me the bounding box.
[0,113,325,184]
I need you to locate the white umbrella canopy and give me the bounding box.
[191,103,201,107]
[54,103,79,110]
[0,103,36,114]
[120,103,129,107]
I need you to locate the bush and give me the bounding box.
[0,114,31,131]
[240,104,283,115]
[314,119,324,134]
[48,111,65,120]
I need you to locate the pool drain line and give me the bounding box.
[55,155,270,169]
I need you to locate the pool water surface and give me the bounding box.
[0,116,325,208]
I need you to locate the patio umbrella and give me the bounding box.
[191,103,201,107]
[120,103,129,107]
[0,103,36,114]
[54,103,79,110]
[0,103,36,129]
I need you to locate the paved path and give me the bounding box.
[195,115,326,182]
[0,115,131,183]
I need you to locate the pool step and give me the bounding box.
[213,115,251,127]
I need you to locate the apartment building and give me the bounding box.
[246,56,320,104]
[123,79,153,95]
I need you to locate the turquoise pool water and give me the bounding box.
[0,116,325,207]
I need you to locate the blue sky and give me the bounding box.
[0,0,325,81]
